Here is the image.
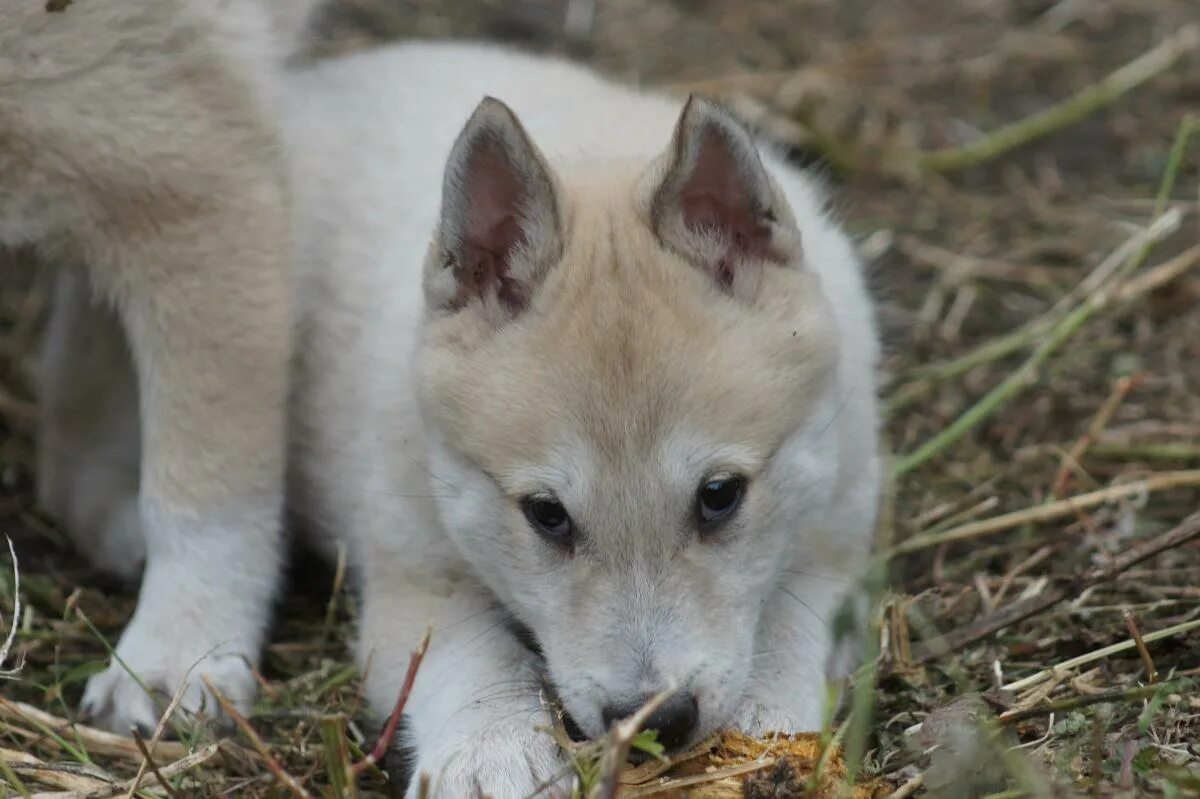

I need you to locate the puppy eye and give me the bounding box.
[697,474,746,527]
[521,494,574,547]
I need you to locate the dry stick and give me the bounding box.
[203,677,313,799]
[1123,611,1159,684]
[594,686,675,799]
[130,730,181,799]
[908,511,1200,663]
[882,774,925,799]
[621,758,778,798]
[0,752,111,793]
[891,207,1182,477]
[123,672,194,799]
[1091,442,1200,461]
[0,699,187,762]
[28,744,221,799]
[1002,617,1200,693]
[997,683,1175,726]
[906,25,1199,173]
[0,750,34,798]
[892,470,1200,556]
[350,625,431,777]
[1113,241,1200,301]
[1051,373,1144,496]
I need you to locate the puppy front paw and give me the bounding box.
[407,721,573,799]
[80,645,254,736]
[733,696,823,737]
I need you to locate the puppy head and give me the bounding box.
[416,95,844,746]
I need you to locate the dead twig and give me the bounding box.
[892,471,1200,556]
[593,686,675,799]
[891,207,1183,475]
[908,511,1200,662]
[1003,617,1200,692]
[998,683,1177,725]
[1051,373,1144,496]
[0,749,111,792]
[204,677,313,799]
[29,743,222,799]
[1123,611,1159,684]
[0,698,187,762]
[350,625,431,777]
[130,729,182,799]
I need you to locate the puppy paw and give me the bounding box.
[409,722,573,799]
[733,696,822,737]
[80,616,256,735]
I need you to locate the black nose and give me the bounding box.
[602,692,698,750]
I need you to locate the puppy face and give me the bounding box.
[416,96,843,745]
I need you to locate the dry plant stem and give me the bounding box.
[907,25,1199,173]
[883,774,924,799]
[0,698,187,762]
[130,730,181,799]
[892,470,1200,555]
[0,751,110,792]
[28,744,221,799]
[1052,373,1143,496]
[350,625,431,777]
[1002,617,1200,693]
[0,753,33,798]
[593,686,675,799]
[998,683,1174,725]
[203,677,313,799]
[1091,442,1200,461]
[887,205,1186,416]
[1123,611,1159,684]
[124,674,192,799]
[1114,241,1200,302]
[908,511,1200,663]
[891,208,1182,477]
[621,759,778,798]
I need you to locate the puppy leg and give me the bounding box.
[0,0,294,734]
[358,576,572,799]
[734,569,846,734]
[79,198,292,734]
[37,267,144,582]
[736,497,878,735]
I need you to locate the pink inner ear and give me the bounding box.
[678,131,772,262]
[453,148,529,312]
[465,149,526,253]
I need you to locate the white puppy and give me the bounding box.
[285,42,882,797]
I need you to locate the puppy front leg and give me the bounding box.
[734,569,847,735]
[359,577,573,799]
[80,199,291,734]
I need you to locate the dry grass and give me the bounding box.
[3,0,1200,796]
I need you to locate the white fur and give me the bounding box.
[285,42,881,797]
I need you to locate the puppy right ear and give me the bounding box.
[425,97,563,324]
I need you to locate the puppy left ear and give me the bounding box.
[646,96,797,299]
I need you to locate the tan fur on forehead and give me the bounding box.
[418,170,838,485]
